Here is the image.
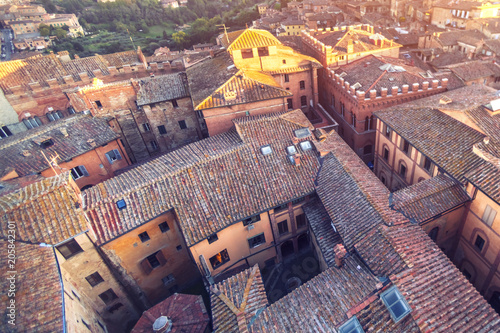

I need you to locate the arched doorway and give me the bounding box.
[281,240,294,258]
[297,234,309,251]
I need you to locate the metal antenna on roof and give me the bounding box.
[127,29,136,50]
[217,24,230,45]
[41,151,61,176]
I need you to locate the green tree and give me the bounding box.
[39,24,50,37]
[54,28,68,39]
[172,31,189,49]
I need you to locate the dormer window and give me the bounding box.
[286,145,297,155]
[261,145,272,155]
[380,286,412,323]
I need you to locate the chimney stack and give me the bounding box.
[347,39,353,54]
[293,154,302,166]
[334,244,347,268]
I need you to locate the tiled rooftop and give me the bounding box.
[249,256,383,332]
[0,241,64,332]
[0,51,140,93]
[0,114,119,178]
[221,29,282,51]
[211,265,268,332]
[186,51,237,109]
[449,60,500,82]
[0,172,87,245]
[131,293,210,333]
[83,110,319,246]
[314,28,401,56]
[375,107,485,183]
[303,199,342,267]
[434,30,485,47]
[390,174,471,224]
[194,69,292,110]
[331,55,444,97]
[136,72,190,106]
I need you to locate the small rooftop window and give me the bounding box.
[294,128,311,139]
[338,316,364,333]
[286,145,297,155]
[300,141,312,151]
[40,138,54,148]
[380,286,412,323]
[288,155,296,165]
[116,199,126,210]
[261,145,272,156]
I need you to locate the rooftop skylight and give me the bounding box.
[380,286,412,323]
[286,145,297,155]
[116,199,127,210]
[338,316,364,333]
[299,140,312,151]
[294,128,311,139]
[261,145,272,155]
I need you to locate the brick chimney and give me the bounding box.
[293,154,302,166]
[334,244,347,268]
[347,39,353,54]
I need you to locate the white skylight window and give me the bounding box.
[338,316,364,333]
[294,128,311,139]
[380,286,412,323]
[261,145,272,156]
[286,145,297,155]
[299,140,312,151]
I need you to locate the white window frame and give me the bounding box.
[70,165,89,180]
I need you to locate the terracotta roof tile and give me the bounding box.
[0,172,87,245]
[194,69,291,111]
[186,52,237,108]
[390,174,471,224]
[131,293,210,333]
[0,241,64,332]
[84,110,319,245]
[375,107,485,183]
[0,114,120,178]
[211,265,268,332]
[221,29,282,51]
[136,73,190,106]
[303,199,341,267]
[449,61,499,82]
[249,256,381,332]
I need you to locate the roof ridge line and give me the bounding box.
[85,142,246,209]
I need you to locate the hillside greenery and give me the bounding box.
[38,0,261,56]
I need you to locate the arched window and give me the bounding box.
[364,116,369,131]
[399,160,407,178]
[22,116,42,129]
[47,110,64,122]
[352,112,356,127]
[370,115,375,130]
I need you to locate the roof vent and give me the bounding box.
[439,95,452,104]
[60,128,68,137]
[153,316,172,333]
[339,72,347,78]
[490,98,500,111]
[351,82,362,89]
[224,91,237,101]
[261,145,272,156]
